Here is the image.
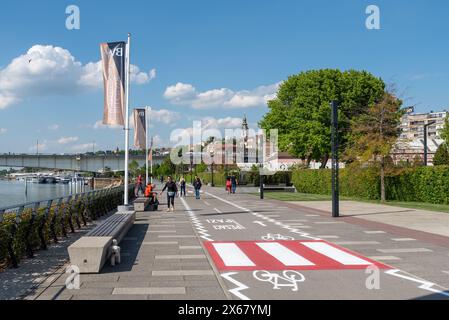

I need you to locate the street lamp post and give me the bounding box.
[210,150,215,187]
[331,101,339,218]
[424,120,436,166]
[260,163,264,200]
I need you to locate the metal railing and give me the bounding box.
[0,184,135,269]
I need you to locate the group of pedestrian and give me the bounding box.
[225,174,238,194]
[159,175,203,212]
[134,174,209,212]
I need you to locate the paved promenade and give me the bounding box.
[1,186,449,300]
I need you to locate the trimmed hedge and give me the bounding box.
[0,186,134,271]
[292,166,449,204]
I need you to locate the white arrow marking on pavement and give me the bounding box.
[385,269,449,297]
[221,272,251,300]
[254,221,267,227]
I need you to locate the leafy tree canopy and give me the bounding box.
[259,69,386,165]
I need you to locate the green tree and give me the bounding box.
[128,160,140,178]
[158,157,176,176]
[433,144,449,166]
[439,114,449,145]
[348,92,403,202]
[259,69,386,168]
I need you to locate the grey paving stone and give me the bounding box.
[152,270,214,276]
[113,287,186,295]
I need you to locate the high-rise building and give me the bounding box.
[392,107,447,165]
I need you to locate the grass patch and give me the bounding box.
[254,192,449,213]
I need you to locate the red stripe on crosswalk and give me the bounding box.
[204,240,391,271]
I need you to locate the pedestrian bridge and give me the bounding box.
[0,153,164,172]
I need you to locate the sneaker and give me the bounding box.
[166,208,170,212]
[171,207,174,212]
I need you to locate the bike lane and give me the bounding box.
[180,187,449,300]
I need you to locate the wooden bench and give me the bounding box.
[68,210,135,273]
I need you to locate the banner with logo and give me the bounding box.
[149,136,153,161]
[100,41,126,126]
[133,108,146,149]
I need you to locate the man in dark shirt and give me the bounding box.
[230,174,238,194]
[161,176,178,212]
[193,176,202,199]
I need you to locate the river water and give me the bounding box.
[0,180,91,209]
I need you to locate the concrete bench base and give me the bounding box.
[134,197,150,212]
[68,211,135,274]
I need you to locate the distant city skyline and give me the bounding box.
[2,0,449,154]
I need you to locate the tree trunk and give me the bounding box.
[380,156,386,203]
[320,154,329,169]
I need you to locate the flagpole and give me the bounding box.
[145,106,150,186]
[150,136,153,184]
[123,33,131,207]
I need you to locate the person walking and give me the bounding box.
[135,175,144,197]
[161,176,178,212]
[179,176,186,197]
[226,177,232,194]
[193,176,202,200]
[230,174,238,194]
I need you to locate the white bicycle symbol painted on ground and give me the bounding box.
[253,270,306,292]
[262,234,295,241]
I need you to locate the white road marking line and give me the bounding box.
[266,215,280,218]
[317,235,340,239]
[214,208,222,214]
[302,242,372,266]
[256,242,315,266]
[377,248,433,253]
[253,221,267,227]
[280,219,308,222]
[364,231,386,234]
[306,214,320,217]
[221,272,251,300]
[391,238,416,242]
[442,271,449,276]
[204,201,211,206]
[212,243,256,267]
[205,192,320,240]
[368,256,401,261]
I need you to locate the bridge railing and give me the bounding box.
[0,184,136,270]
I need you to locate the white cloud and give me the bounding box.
[163,82,280,109]
[93,120,122,130]
[48,124,59,130]
[70,143,96,153]
[0,45,156,109]
[150,109,181,124]
[201,117,243,129]
[0,128,7,134]
[57,136,79,145]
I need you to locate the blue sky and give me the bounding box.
[1,0,449,154]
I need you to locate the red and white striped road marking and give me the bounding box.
[204,240,391,271]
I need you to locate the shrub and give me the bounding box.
[292,165,449,204]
